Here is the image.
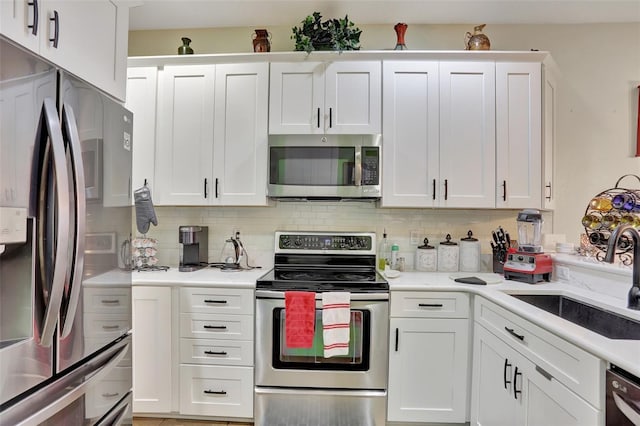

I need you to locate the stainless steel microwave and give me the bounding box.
[267,134,382,199]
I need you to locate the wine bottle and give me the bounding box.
[589,197,612,211]
[581,214,602,230]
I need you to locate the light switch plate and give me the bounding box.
[410,230,421,245]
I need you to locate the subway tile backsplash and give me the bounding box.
[140,202,543,270]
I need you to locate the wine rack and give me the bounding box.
[582,174,640,265]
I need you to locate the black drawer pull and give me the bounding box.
[204,325,227,330]
[395,328,399,352]
[204,350,228,356]
[204,389,227,395]
[536,365,553,381]
[101,299,120,305]
[503,358,512,389]
[418,303,443,308]
[102,392,120,398]
[204,299,228,304]
[102,325,120,330]
[505,326,525,341]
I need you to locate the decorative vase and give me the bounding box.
[394,23,408,50]
[464,24,491,50]
[252,29,271,53]
[178,37,194,55]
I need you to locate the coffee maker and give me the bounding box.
[179,226,208,272]
[503,209,552,283]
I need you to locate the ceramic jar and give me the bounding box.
[459,230,481,272]
[415,238,437,272]
[437,234,459,272]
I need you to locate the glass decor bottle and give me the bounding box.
[178,37,194,55]
[393,23,408,50]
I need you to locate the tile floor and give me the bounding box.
[133,418,253,426]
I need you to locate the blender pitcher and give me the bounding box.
[517,209,544,253]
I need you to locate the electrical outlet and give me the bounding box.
[410,230,421,245]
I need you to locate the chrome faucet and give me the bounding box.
[604,224,640,310]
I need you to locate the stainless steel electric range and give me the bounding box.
[255,231,389,426]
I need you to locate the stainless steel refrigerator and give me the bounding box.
[0,36,133,424]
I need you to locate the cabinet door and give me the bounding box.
[213,63,268,205]
[325,61,381,134]
[388,318,469,423]
[0,0,40,52]
[542,67,558,210]
[268,62,324,134]
[132,286,172,413]
[155,65,215,205]
[39,1,128,100]
[496,62,542,209]
[126,67,158,197]
[381,61,439,207]
[471,325,521,426]
[439,61,496,208]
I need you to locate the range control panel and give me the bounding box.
[277,232,373,251]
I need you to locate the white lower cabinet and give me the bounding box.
[388,291,470,423]
[471,297,603,426]
[132,286,172,413]
[178,287,254,419]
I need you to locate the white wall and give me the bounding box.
[129,22,640,267]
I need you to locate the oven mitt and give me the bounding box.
[134,185,158,234]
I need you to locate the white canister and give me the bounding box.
[459,230,481,272]
[437,234,459,272]
[415,238,437,272]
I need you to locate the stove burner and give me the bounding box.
[277,270,375,282]
[134,265,169,272]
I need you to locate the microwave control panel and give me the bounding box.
[361,147,380,185]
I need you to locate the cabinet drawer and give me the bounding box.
[180,287,254,315]
[180,313,254,341]
[83,313,131,338]
[179,365,253,418]
[180,338,254,366]
[84,287,131,314]
[85,366,131,419]
[475,297,603,408]
[391,291,469,318]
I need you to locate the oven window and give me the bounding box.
[269,147,355,186]
[272,308,370,371]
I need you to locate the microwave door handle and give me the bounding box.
[37,98,71,347]
[354,147,362,186]
[59,105,86,338]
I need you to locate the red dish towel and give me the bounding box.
[322,292,351,357]
[285,291,316,348]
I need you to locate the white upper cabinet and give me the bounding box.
[439,61,496,208]
[542,66,558,210]
[213,63,269,206]
[269,61,381,134]
[126,67,158,197]
[154,63,269,206]
[382,61,440,207]
[1,0,129,100]
[496,62,542,209]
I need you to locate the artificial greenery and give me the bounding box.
[292,12,362,53]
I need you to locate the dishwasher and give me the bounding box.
[607,365,640,425]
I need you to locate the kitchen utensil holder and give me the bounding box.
[581,174,639,265]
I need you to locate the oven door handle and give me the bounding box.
[255,387,386,398]
[613,391,640,424]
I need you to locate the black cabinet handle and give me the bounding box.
[101,299,120,305]
[203,325,227,330]
[444,179,448,200]
[329,108,333,128]
[503,358,512,389]
[28,0,39,35]
[502,180,507,201]
[215,178,219,198]
[432,179,436,200]
[204,299,228,304]
[317,107,321,128]
[513,366,522,399]
[204,178,208,198]
[418,303,443,308]
[395,328,399,352]
[505,326,525,341]
[545,182,552,201]
[204,350,228,356]
[204,389,227,395]
[49,10,59,48]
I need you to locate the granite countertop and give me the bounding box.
[388,270,640,378]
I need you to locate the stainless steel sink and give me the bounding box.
[509,294,640,340]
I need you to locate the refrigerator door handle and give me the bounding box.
[38,98,71,348]
[59,105,86,338]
